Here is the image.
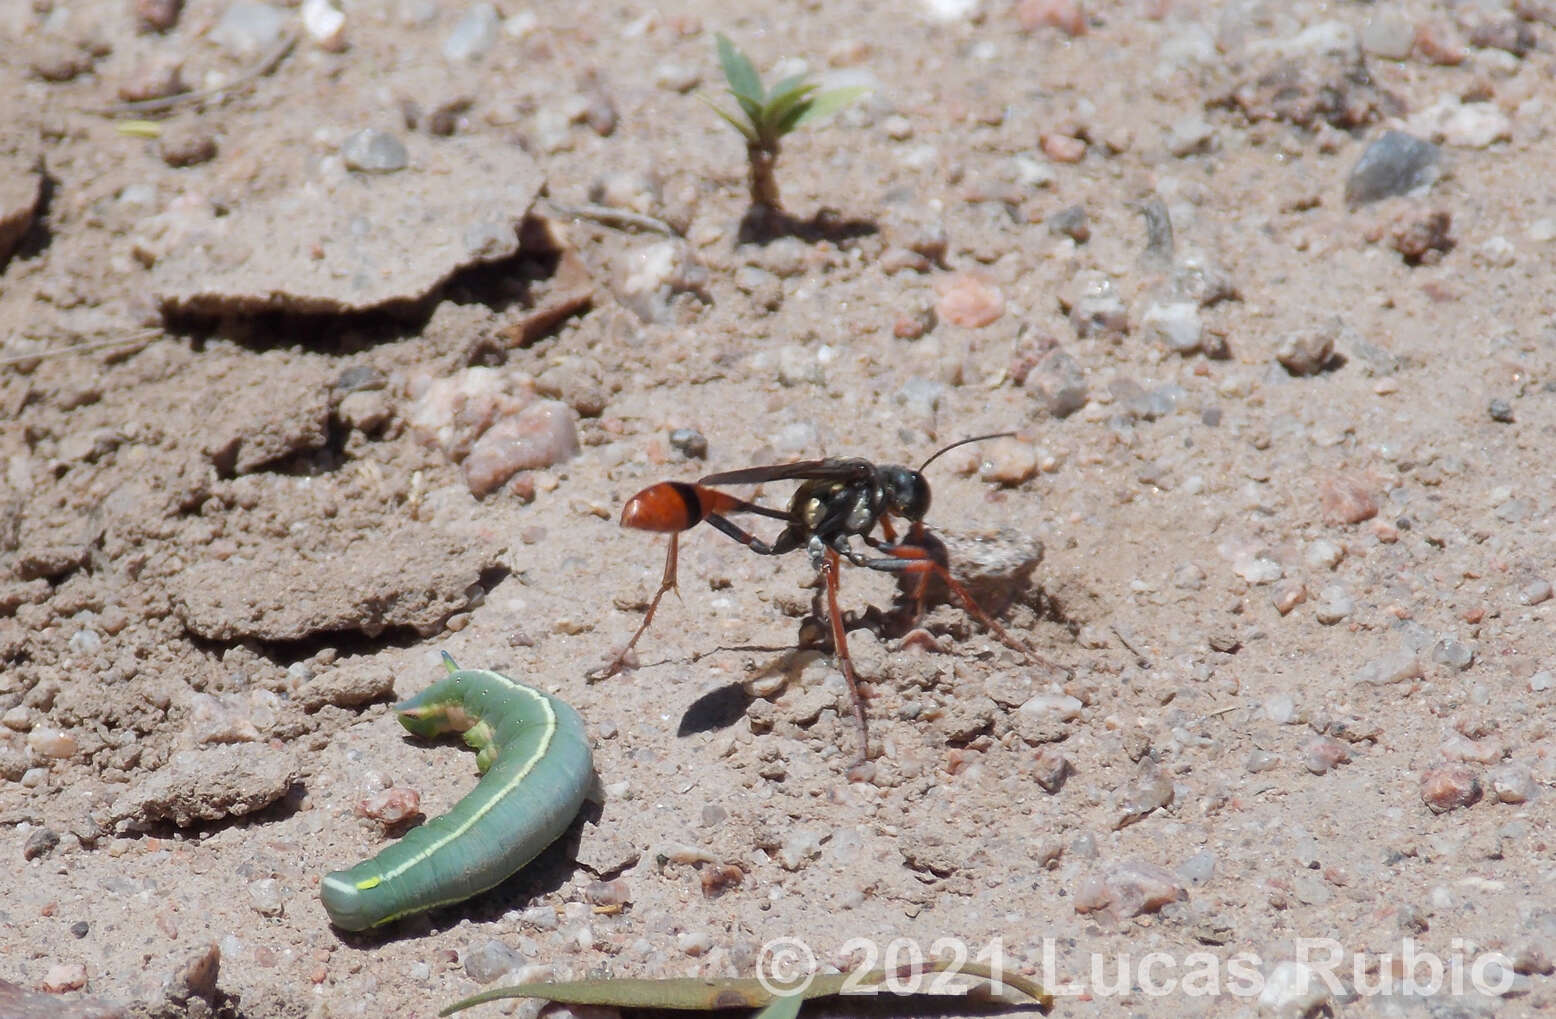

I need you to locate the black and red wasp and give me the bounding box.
[589,435,1043,762]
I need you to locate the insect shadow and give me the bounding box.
[676,681,755,738]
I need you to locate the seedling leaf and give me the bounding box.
[765,83,822,137]
[700,95,760,144]
[792,85,870,127]
[716,33,764,106]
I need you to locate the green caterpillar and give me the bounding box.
[320,654,593,932]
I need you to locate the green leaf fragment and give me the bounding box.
[752,994,805,1019]
[440,959,1052,1015]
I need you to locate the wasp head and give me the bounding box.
[881,466,931,521]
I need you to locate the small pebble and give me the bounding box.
[342,129,408,173]
[443,3,500,62]
[1030,747,1071,793]
[1040,133,1086,163]
[301,0,347,51]
[2,706,31,731]
[1046,204,1089,243]
[355,788,421,827]
[135,0,184,33]
[247,878,284,917]
[678,931,713,956]
[1063,271,1127,338]
[1488,398,1515,423]
[70,920,89,938]
[1431,638,1475,671]
[518,906,559,931]
[1360,12,1415,59]
[1476,235,1517,268]
[892,297,937,338]
[1264,694,1297,725]
[22,827,60,861]
[464,939,523,983]
[882,115,913,140]
[1421,764,1481,813]
[1318,472,1378,525]
[1234,557,1282,585]
[934,273,1004,328]
[1177,850,1216,886]
[653,62,701,93]
[1304,539,1344,570]
[668,428,707,459]
[68,629,103,655]
[1271,580,1307,616]
[117,61,186,104]
[1165,115,1216,157]
[1515,579,1552,605]
[1016,0,1087,35]
[778,830,822,870]
[583,879,631,906]
[1259,961,1329,1015]
[338,391,391,434]
[1351,649,1422,686]
[463,401,580,497]
[1412,97,1511,149]
[1027,350,1089,417]
[1313,584,1350,625]
[159,129,219,169]
[1018,693,1083,722]
[1530,671,1553,693]
[1141,302,1202,355]
[1113,764,1174,828]
[1390,209,1453,264]
[31,46,93,83]
[211,2,287,57]
[1275,326,1335,375]
[27,727,79,759]
[1075,860,1185,918]
[1441,733,1503,765]
[1344,131,1440,206]
[979,437,1037,486]
[42,963,88,993]
[1487,763,1536,804]
[1302,737,1349,774]
[1245,749,1279,773]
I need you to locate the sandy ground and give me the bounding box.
[2,1,1555,1017]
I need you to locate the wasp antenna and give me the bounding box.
[919,432,1016,472]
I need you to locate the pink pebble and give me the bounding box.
[1421,764,1482,813]
[1016,0,1087,36]
[355,787,421,827]
[463,400,580,497]
[934,273,1005,328]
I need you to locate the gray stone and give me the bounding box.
[1346,131,1440,206]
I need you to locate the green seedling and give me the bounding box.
[706,33,868,212]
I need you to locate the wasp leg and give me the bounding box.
[589,532,683,682]
[705,514,802,557]
[856,528,1056,671]
[821,547,871,764]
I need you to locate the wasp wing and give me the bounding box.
[700,458,876,487]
